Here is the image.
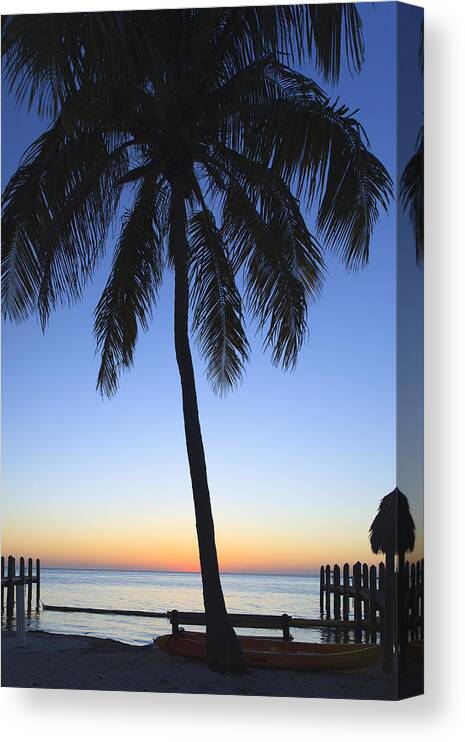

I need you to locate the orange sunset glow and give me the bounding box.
[2,507,424,574]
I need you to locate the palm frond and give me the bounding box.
[400,128,424,264]
[208,57,391,273]
[307,3,364,82]
[202,147,324,369]
[207,58,326,153]
[316,138,393,268]
[203,4,364,86]
[240,94,392,269]
[188,199,249,395]
[94,177,167,397]
[1,11,163,118]
[1,120,128,325]
[1,126,57,322]
[2,13,84,117]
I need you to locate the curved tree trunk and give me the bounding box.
[169,185,246,672]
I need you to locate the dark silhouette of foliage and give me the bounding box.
[400,20,424,264]
[369,488,416,556]
[370,488,416,675]
[400,128,424,264]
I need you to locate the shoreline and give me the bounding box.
[1,630,422,699]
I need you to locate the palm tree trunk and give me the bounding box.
[169,185,246,672]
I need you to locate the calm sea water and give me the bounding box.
[1,569,358,645]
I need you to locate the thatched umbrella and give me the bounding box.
[370,488,415,556]
[369,488,416,673]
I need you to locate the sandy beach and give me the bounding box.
[1,631,422,699]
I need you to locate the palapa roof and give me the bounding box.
[369,487,416,555]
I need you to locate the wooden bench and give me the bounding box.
[168,610,293,641]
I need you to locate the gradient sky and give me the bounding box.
[1,3,424,574]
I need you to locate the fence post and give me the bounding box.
[378,561,385,590]
[1,555,4,613]
[27,558,33,612]
[333,564,341,620]
[396,552,408,673]
[362,563,369,623]
[416,559,422,640]
[369,565,378,643]
[36,558,41,608]
[378,561,385,644]
[383,550,395,673]
[404,559,410,645]
[410,562,416,641]
[320,566,325,615]
[419,559,424,640]
[353,561,362,642]
[342,563,350,621]
[325,565,331,619]
[6,555,15,618]
[16,583,26,647]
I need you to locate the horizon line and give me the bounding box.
[39,566,322,577]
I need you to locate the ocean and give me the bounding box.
[1,568,358,646]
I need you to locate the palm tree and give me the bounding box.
[2,7,392,671]
[370,488,416,672]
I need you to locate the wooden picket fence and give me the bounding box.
[320,559,424,643]
[1,555,41,616]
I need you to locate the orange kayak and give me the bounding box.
[155,632,382,671]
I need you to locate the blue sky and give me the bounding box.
[1,3,423,572]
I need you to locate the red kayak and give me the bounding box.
[155,631,382,671]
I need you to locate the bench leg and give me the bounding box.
[171,610,179,636]
[282,614,292,642]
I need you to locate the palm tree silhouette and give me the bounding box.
[370,488,416,672]
[400,21,423,264]
[2,7,392,671]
